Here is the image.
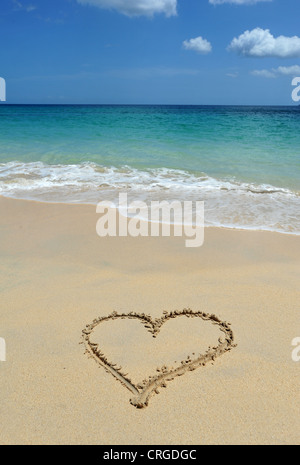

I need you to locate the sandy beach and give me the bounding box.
[0,195,299,445]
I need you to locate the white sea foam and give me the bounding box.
[0,161,299,235]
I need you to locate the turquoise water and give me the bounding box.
[0,105,299,233]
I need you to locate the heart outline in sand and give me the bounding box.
[81,309,236,409]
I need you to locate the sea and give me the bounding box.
[0,104,299,234]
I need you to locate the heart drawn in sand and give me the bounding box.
[81,309,236,409]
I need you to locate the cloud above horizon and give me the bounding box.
[183,36,212,54]
[251,65,300,78]
[76,0,177,17]
[209,0,273,5]
[228,28,300,58]
[13,0,37,12]
[209,0,272,4]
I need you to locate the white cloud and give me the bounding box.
[251,69,276,78]
[209,0,272,4]
[251,65,300,78]
[183,37,212,54]
[76,0,177,17]
[228,28,300,58]
[13,0,37,12]
[275,65,300,76]
[226,72,239,78]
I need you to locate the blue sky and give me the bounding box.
[1,0,300,104]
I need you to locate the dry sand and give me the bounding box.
[0,196,299,444]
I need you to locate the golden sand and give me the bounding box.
[0,196,299,444]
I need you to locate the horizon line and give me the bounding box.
[0,103,299,107]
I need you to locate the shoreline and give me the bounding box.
[0,194,299,237]
[0,196,299,444]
